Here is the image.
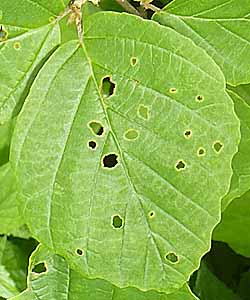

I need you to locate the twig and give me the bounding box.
[115,0,142,16]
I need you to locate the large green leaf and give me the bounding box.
[153,0,250,86]
[10,244,198,300]
[193,261,241,300]
[0,163,23,234]
[214,190,250,257]
[11,12,240,293]
[221,88,250,210]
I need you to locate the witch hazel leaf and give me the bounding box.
[153,0,250,85]
[0,0,65,38]
[0,24,60,124]
[11,12,240,293]
[221,87,250,210]
[10,244,198,300]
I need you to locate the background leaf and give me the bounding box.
[153,0,250,85]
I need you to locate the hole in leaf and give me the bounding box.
[130,57,138,66]
[184,130,192,139]
[88,140,97,150]
[197,147,205,156]
[88,121,104,137]
[169,88,177,93]
[138,104,149,120]
[32,262,47,274]
[112,215,123,229]
[76,248,84,256]
[165,252,179,264]
[213,141,223,153]
[196,95,204,102]
[149,211,155,218]
[101,76,116,97]
[103,153,118,168]
[13,41,21,50]
[175,160,186,171]
[124,129,139,140]
[0,25,8,42]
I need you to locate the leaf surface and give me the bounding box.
[222,87,250,210]
[153,0,250,85]
[214,190,250,257]
[194,261,241,300]
[10,244,198,300]
[11,12,240,293]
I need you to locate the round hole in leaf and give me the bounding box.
[197,147,206,156]
[130,57,138,66]
[196,95,204,102]
[175,160,186,171]
[76,248,84,256]
[169,88,177,93]
[124,129,139,141]
[32,262,47,274]
[213,141,223,153]
[165,252,179,264]
[88,140,97,150]
[102,153,119,168]
[138,104,149,120]
[88,121,104,137]
[0,25,8,42]
[112,214,123,229]
[149,211,155,218]
[184,130,192,139]
[101,76,116,97]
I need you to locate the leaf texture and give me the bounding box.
[153,0,250,85]
[11,12,240,293]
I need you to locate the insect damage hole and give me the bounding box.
[138,104,149,120]
[149,211,155,218]
[102,153,119,168]
[169,87,177,94]
[197,147,206,156]
[88,140,97,150]
[130,57,138,66]
[76,248,84,256]
[112,215,124,229]
[13,41,21,50]
[0,25,8,42]
[124,129,139,141]
[175,160,186,171]
[213,141,223,153]
[101,76,116,97]
[184,130,192,139]
[88,121,104,137]
[32,262,47,274]
[165,252,179,264]
[196,95,204,102]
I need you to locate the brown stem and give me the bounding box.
[115,0,142,16]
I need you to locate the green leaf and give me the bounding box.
[0,163,23,234]
[10,244,198,300]
[214,190,250,257]
[0,0,65,38]
[153,0,250,85]
[0,23,60,124]
[0,236,37,298]
[221,87,250,210]
[0,118,14,167]
[11,12,240,293]
[194,261,241,300]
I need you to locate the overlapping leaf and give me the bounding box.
[153,0,250,85]
[11,11,240,293]
[10,244,198,300]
